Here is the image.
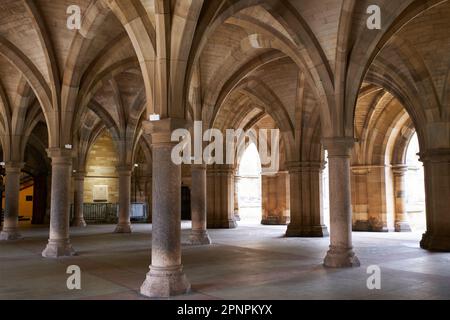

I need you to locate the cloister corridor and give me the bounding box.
[0,0,449,303]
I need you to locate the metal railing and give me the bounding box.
[70,203,148,225]
[75,203,118,224]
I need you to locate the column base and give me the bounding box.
[285,224,329,237]
[261,216,289,225]
[140,265,191,298]
[395,221,412,232]
[189,230,212,245]
[353,220,370,231]
[323,246,360,268]
[208,219,237,229]
[42,239,76,258]
[234,212,241,221]
[72,218,87,228]
[0,229,22,241]
[420,232,450,252]
[114,223,132,233]
[353,220,390,232]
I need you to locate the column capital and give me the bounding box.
[419,148,450,163]
[4,162,25,172]
[392,164,409,175]
[116,165,133,175]
[191,164,207,171]
[72,171,87,179]
[47,148,74,165]
[287,161,325,172]
[322,137,355,157]
[143,118,191,145]
[351,166,371,175]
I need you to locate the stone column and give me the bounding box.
[286,162,328,237]
[145,174,152,223]
[420,149,450,251]
[322,138,360,268]
[189,164,211,245]
[114,166,132,233]
[207,164,237,228]
[366,165,393,232]
[72,171,87,227]
[351,167,370,231]
[262,171,290,225]
[234,175,241,221]
[392,165,411,232]
[0,162,24,241]
[352,165,394,232]
[140,119,190,298]
[42,148,76,258]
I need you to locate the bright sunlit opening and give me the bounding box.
[237,143,262,223]
[405,133,426,232]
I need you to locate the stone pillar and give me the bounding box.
[261,171,290,225]
[114,166,132,233]
[234,175,241,221]
[351,167,370,231]
[207,164,237,228]
[351,165,394,232]
[140,119,190,298]
[145,174,152,223]
[286,162,328,237]
[189,164,211,245]
[42,148,76,258]
[420,149,450,251]
[366,165,393,232]
[0,162,24,240]
[392,165,411,232]
[322,138,360,268]
[72,171,87,227]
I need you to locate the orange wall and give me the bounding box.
[1,186,34,221]
[19,186,34,220]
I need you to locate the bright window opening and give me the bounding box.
[405,133,426,232]
[237,143,262,223]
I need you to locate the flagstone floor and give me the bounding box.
[1,221,450,300]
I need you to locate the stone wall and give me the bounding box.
[83,131,119,204]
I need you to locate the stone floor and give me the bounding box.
[1,221,450,300]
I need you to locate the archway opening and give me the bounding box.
[237,143,262,224]
[405,132,426,232]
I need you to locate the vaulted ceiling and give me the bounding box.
[0,0,448,167]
